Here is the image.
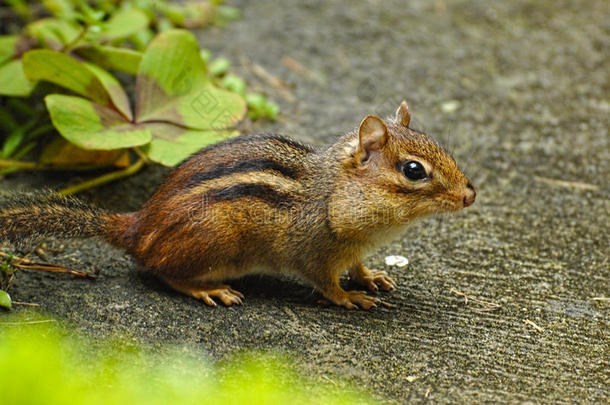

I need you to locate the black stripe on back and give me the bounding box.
[207,183,293,206]
[186,158,299,187]
[263,134,314,153]
[185,134,313,162]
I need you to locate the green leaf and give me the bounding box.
[0,290,11,310]
[245,92,279,120]
[79,3,105,24]
[101,8,150,42]
[130,28,154,51]
[84,63,133,120]
[23,50,109,104]
[157,18,175,33]
[135,29,245,130]
[199,48,211,63]
[0,35,19,65]
[209,57,230,76]
[6,0,31,19]
[137,30,206,99]
[168,2,215,29]
[0,59,36,97]
[40,137,130,167]
[1,127,26,158]
[42,0,76,20]
[22,50,132,119]
[144,123,237,166]
[221,74,246,96]
[26,18,80,50]
[76,46,142,75]
[45,94,151,150]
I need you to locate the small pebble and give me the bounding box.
[441,100,460,113]
[385,255,409,267]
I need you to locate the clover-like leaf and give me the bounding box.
[42,0,77,20]
[34,29,246,167]
[101,8,150,42]
[0,36,20,65]
[23,50,132,119]
[40,137,130,167]
[75,46,142,75]
[84,63,132,120]
[135,29,246,130]
[24,50,110,103]
[0,59,36,97]
[26,18,80,50]
[143,123,237,166]
[0,35,37,96]
[45,94,150,150]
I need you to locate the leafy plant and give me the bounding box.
[0,0,279,194]
[26,30,246,166]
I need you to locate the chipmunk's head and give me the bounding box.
[338,100,475,228]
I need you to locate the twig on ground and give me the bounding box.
[0,319,56,326]
[523,319,545,332]
[241,56,296,102]
[0,251,96,279]
[450,288,501,312]
[533,176,599,191]
[12,301,40,307]
[281,56,313,79]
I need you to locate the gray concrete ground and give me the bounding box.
[2,0,609,403]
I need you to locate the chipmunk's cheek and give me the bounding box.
[434,195,461,212]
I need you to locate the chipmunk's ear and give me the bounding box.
[358,115,388,164]
[395,100,411,127]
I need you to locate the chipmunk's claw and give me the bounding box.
[351,268,397,292]
[328,290,390,310]
[193,286,244,307]
[364,269,397,292]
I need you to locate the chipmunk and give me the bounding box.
[0,101,475,309]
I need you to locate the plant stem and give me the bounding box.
[0,159,37,170]
[0,159,113,171]
[58,157,147,196]
[62,26,89,53]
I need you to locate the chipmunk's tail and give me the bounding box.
[0,192,136,249]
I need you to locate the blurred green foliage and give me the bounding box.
[0,313,373,404]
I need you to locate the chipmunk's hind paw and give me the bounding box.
[192,286,244,307]
[161,276,244,307]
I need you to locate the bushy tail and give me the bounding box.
[0,192,135,248]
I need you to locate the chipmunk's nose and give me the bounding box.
[463,182,476,207]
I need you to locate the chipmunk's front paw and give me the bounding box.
[328,290,393,310]
[351,268,397,292]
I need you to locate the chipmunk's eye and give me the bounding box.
[402,160,428,181]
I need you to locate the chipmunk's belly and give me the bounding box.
[193,262,294,282]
